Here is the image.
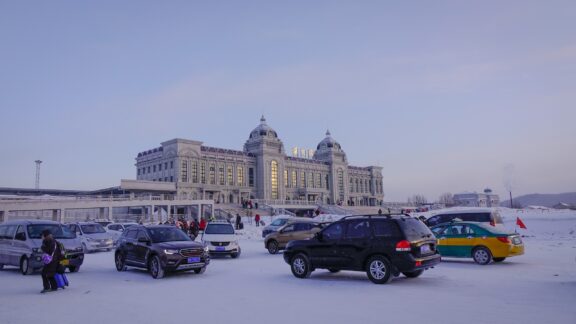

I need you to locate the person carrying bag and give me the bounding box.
[40,229,63,293]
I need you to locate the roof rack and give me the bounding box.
[338,213,411,221]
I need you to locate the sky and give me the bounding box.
[0,1,575,202]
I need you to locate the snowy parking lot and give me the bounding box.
[1,210,575,324]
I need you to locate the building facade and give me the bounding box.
[453,189,500,207]
[135,117,384,206]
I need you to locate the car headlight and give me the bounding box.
[164,249,179,255]
[86,237,95,242]
[32,248,42,253]
[203,240,210,247]
[204,246,209,253]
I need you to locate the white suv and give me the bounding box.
[202,221,241,258]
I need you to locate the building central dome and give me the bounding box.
[316,130,342,151]
[249,115,278,139]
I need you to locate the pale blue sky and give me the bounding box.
[1,1,575,201]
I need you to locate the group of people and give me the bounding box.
[241,199,258,210]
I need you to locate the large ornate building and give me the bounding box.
[135,117,384,206]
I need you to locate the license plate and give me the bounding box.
[513,237,521,245]
[60,259,70,266]
[215,247,225,251]
[188,257,200,263]
[420,244,431,254]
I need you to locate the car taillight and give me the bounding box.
[396,240,412,252]
[496,236,510,243]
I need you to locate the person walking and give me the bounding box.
[235,213,241,230]
[199,218,207,232]
[40,229,62,293]
[255,214,261,227]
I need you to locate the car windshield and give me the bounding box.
[80,224,106,234]
[271,219,288,226]
[28,224,77,239]
[397,218,434,241]
[205,224,235,235]
[124,224,137,228]
[147,227,191,243]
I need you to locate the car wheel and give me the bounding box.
[115,253,127,271]
[366,255,392,284]
[290,253,312,279]
[68,266,80,273]
[20,256,34,275]
[149,255,165,279]
[231,248,241,259]
[194,267,206,274]
[472,247,493,265]
[328,268,340,273]
[267,241,279,254]
[402,270,424,278]
[493,257,506,262]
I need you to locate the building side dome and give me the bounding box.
[316,130,342,151]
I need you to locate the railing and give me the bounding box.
[0,194,212,203]
[252,199,317,206]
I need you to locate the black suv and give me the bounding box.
[114,225,210,279]
[283,214,441,284]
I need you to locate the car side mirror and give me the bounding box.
[315,232,323,241]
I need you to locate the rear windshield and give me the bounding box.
[147,227,191,243]
[205,224,235,235]
[397,218,434,241]
[80,224,106,234]
[28,224,77,239]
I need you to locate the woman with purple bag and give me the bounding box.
[40,229,62,293]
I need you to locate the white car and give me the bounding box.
[67,222,114,253]
[106,223,139,246]
[202,221,241,258]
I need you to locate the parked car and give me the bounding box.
[106,223,139,245]
[0,220,84,274]
[262,216,311,238]
[202,221,241,258]
[66,222,114,253]
[264,219,323,254]
[115,225,209,279]
[424,209,504,227]
[283,214,441,284]
[430,221,524,264]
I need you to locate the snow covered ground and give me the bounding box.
[1,209,575,324]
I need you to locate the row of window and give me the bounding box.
[283,169,330,190]
[349,178,382,194]
[150,177,174,182]
[138,161,174,175]
[181,160,254,187]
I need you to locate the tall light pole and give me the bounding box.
[35,160,42,189]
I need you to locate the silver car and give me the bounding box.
[0,220,84,274]
[67,222,114,253]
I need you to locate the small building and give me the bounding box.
[453,189,500,207]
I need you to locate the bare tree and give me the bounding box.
[408,194,428,206]
[438,192,454,207]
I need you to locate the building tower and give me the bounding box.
[34,160,42,189]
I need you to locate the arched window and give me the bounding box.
[271,161,279,199]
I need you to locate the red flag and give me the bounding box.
[516,217,527,229]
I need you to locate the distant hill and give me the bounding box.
[500,192,576,208]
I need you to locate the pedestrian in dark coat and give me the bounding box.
[235,213,241,230]
[40,229,62,293]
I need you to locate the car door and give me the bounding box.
[309,222,344,268]
[4,225,18,266]
[436,224,470,257]
[10,225,28,266]
[122,229,139,265]
[338,220,371,268]
[292,223,317,241]
[133,230,150,266]
[277,224,296,246]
